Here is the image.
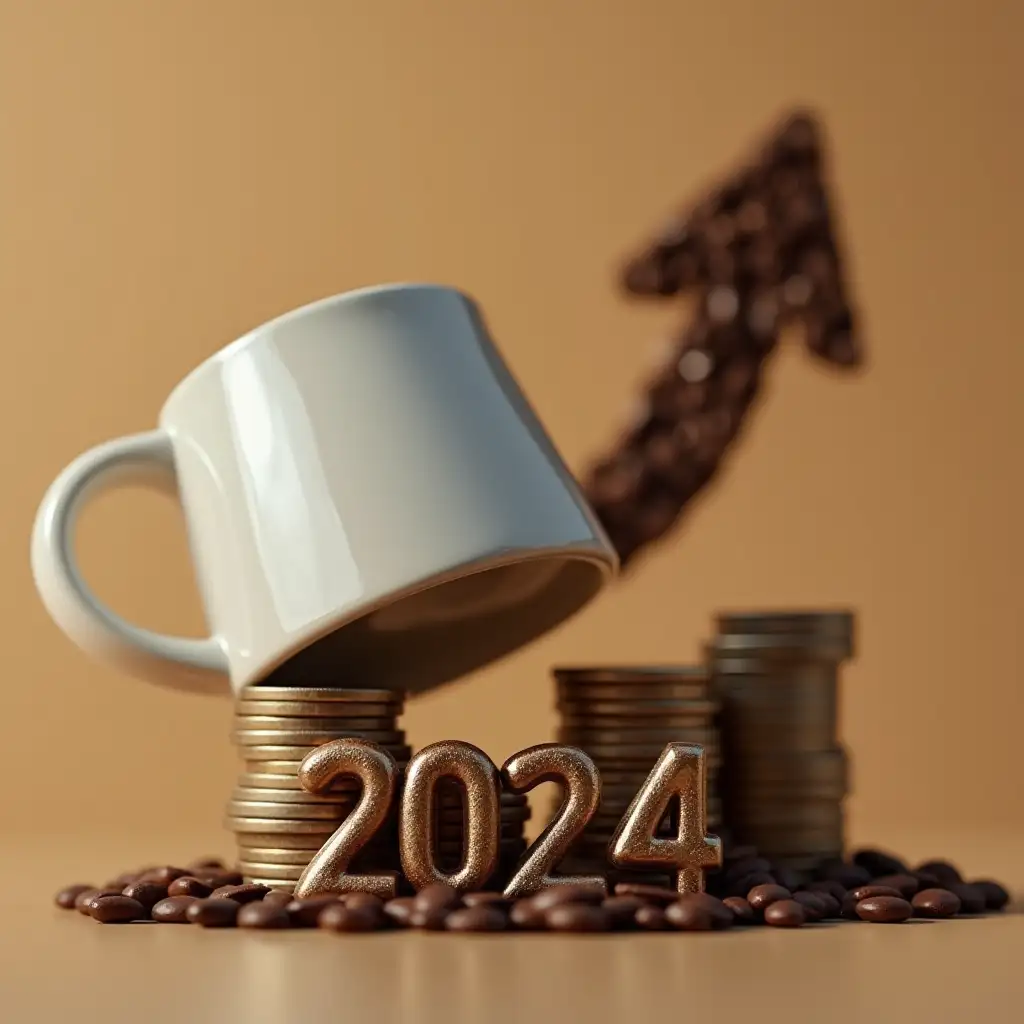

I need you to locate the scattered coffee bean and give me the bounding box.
[614,883,681,906]
[635,904,670,930]
[915,860,962,887]
[187,898,240,927]
[666,900,713,931]
[509,899,546,930]
[971,880,1010,912]
[383,898,415,927]
[412,884,461,915]
[107,871,141,889]
[819,863,872,889]
[90,896,147,924]
[151,896,198,923]
[855,896,912,923]
[805,880,848,903]
[911,888,961,919]
[531,884,606,911]
[948,883,985,915]
[913,870,943,891]
[852,849,908,878]
[729,871,776,895]
[763,899,806,928]
[167,877,213,899]
[211,883,270,904]
[262,890,293,909]
[343,892,385,912]
[849,885,903,903]
[602,895,645,929]
[774,868,805,893]
[186,857,225,871]
[76,889,122,915]
[408,908,449,930]
[202,870,244,887]
[319,903,383,933]
[810,892,841,919]
[725,857,772,882]
[747,883,791,911]
[872,874,918,898]
[545,904,610,932]
[722,896,755,923]
[286,896,341,928]
[121,882,169,911]
[138,866,189,886]
[446,906,508,932]
[462,892,511,910]
[238,902,291,930]
[55,884,93,910]
[792,892,826,922]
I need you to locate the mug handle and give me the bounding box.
[30,429,230,694]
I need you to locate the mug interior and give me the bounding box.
[259,554,608,694]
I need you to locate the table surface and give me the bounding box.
[3,831,1021,1024]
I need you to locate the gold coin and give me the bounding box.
[231,848,315,866]
[557,726,720,746]
[231,787,360,805]
[557,713,720,730]
[235,772,361,792]
[232,729,406,746]
[554,666,708,684]
[555,682,712,702]
[243,878,297,891]
[558,741,722,763]
[237,862,308,881]
[226,800,354,821]
[557,697,718,716]
[226,817,339,834]
[239,686,401,703]
[233,715,399,732]
[242,744,413,762]
[235,699,400,718]
[234,832,331,850]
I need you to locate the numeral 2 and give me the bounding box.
[609,742,721,893]
[292,739,399,899]
[500,743,606,899]
[399,740,500,892]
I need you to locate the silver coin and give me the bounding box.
[231,787,360,805]
[238,686,401,703]
[235,699,400,718]
[226,817,339,835]
[233,715,400,732]
[236,772,361,792]
[226,800,354,821]
[234,832,332,850]
[230,848,316,866]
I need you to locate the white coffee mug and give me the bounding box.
[31,283,617,696]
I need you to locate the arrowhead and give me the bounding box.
[620,109,863,369]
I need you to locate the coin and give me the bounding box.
[233,715,401,732]
[555,666,709,684]
[236,772,362,792]
[555,741,722,765]
[557,710,719,728]
[226,800,356,821]
[555,682,713,702]
[234,832,332,850]
[231,848,317,866]
[237,864,307,881]
[557,726,720,746]
[715,610,854,638]
[238,686,401,703]
[227,817,339,835]
[235,699,400,718]
[231,729,406,746]
[242,745,413,762]
[231,787,360,805]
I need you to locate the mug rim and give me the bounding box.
[162,282,470,414]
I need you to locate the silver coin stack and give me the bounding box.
[226,685,410,890]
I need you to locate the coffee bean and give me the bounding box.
[724,857,772,882]
[383,897,415,927]
[262,890,293,909]
[872,874,918,898]
[665,900,715,931]
[446,906,508,932]
[201,870,244,888]
[792,891,826,921]
[76,889,122,915]
[614,883,682,906]
[810,892,841,919]
[819,863,872,889]
[971,880,1010,912]
[722,896,755,923]
[509,899,546,930]
[849,885,903,903]
[763,899,806,928]
[729,871,776,895]
[286,895,341,928]
[602,896,645,929]
[319,903,384,932]
[107,871,141,889]
[635,905,670,930]
[408,908,449,930]
[186,857,225,871]
[90,896,147,923]
[211,883,270,904]
[151,896,198,923]
[138,866,189,886]
[855,896,912,923]
[462,892,511,910]
[805,880,848,903]
[545,904,610,932]
[412,883,461,915]
[948,883,985,915]
[531,884,606,911]
[238,902,291,930]
[122,882,169,910]
[915,860,962,887]
[773,867,805,893]
[343,892,385,913]
[747,883,791,911]
[187,898,241,927]
[167,877,213,899]
[55,884,93,909]
[852,849,908,878]
[911,888,961,919]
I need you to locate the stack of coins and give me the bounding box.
[227,686,410,890]
[553,667,721,883]
[710,611,854,868]
[435,781,531,887]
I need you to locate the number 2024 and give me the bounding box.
[292,739,721,901]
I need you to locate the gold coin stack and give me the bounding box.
[227,685,410,890]
[434,781,531,887]
[552,666,721,883]
[710,611,854,869]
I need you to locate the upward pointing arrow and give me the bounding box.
[584,110,864,569]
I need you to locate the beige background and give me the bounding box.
[0,0,1021,850]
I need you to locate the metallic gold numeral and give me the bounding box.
[609,742,721,894]
[293,739,399,899]
[500,743,606,899]
[399,740,500,892]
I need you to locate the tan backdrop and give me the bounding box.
[1,0,1021,850]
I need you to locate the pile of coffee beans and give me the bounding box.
[584,110,863,567]
[55,844,1010,934]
